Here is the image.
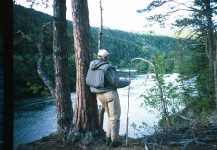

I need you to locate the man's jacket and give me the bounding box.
[87,60,130,93]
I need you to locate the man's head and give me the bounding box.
[98,49,109,61]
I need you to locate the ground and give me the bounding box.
[16,123,217,150]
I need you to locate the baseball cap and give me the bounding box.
[98,49,109,58]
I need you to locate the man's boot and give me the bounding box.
[109,140,122,148]
[105,137,111,147]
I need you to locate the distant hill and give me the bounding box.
[13,4,176,67]
[13,4,177,98]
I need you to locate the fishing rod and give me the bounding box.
[126,12,133,147]
[126,60,131,147]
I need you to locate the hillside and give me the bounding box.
[13,4,176,67]
[13,4,177,98]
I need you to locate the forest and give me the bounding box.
[13,4,177,99]
[13,0,217,149]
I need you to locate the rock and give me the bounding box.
[208,111,217,125]
[81,132,93,145]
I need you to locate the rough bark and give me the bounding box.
[53,0,72,132]
[71,0,99,133]
[215,38,217,111]
[204,0,217,111]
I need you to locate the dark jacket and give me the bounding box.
[89,60,130,93]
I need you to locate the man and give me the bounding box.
[86,49,131,148]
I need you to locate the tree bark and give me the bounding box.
[98,0,103,50]
[71,0,100,133]
[204,0,217,111]
[214,38,217,111]
[53,0,72,132]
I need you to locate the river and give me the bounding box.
[13,73,180,149]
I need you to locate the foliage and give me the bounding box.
[142,75,184,114]
[26,82,51,98]
[136,0,216,122]
[13,3,215,120]
[13,4,178,99]
[13,4,75,99]
[131,122,148,137]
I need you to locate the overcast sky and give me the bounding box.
[15,0,159,32]
[87,0,153,31]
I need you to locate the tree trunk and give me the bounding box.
[214,38,217,111]
[71,0,100,133]
[53,0,72,132]
[204,0,217,111]
[153,61,172,129]
[15,27,56,98]
[98,0,103,50]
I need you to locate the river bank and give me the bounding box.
[14,73,217,149]
[16,123,217,150]
[14,73,160,149]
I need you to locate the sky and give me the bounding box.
[87,0,153,31]
[15,0,161,32]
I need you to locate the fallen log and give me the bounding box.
[176,114,208,128]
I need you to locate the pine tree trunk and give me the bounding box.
[53,0,72,132]
[205,0,217,111]
[214,39,217,111]
[71,0,100,133]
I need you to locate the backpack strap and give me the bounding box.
[97,63,111,71]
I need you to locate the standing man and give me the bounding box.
[86,49,131,148]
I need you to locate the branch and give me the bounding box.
[131,58,154,67]
[176,114,208,128]
[37,22,55,98]
[14,22,55,98]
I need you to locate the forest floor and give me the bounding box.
[16,122,217,150]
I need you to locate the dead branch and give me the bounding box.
[98,0,103,50]
[13,22,55,98]
[176,114,208,128]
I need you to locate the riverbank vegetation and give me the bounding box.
[13,0,217,149]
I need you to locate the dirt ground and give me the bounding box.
[16,123,217,150]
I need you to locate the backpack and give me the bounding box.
[86,63,110,88]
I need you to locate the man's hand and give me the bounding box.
[127,78,131,84]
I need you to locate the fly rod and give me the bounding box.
[126,60,131,147]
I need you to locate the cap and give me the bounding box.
[98,49,109,58]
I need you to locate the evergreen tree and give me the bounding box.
[137,0,217,111]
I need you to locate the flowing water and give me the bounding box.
[13,73,180,149]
